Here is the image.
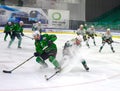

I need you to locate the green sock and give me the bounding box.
[49,56,60,68]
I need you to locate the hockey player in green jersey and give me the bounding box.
[99,28,115,53]
[33,31,61,71]
[8,21,24,48]
[4,22,13,41]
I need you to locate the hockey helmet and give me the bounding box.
[107,28,110,31]
[80,24,83,27]
[91,25,94,28]
[8,22,12,25]
[19,21,24,24]
[76,36,82,42]
[33,31,40,37]
[76,36,82,45]
[38,21,41,24]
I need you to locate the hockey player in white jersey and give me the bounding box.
[86,25,97,47]
[32,21,42,33]
[61,36,89,73]
[76,24,87,41]
[99,28,115,53]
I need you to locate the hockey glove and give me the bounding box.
[4,31,6,33]
[48,41,53,46]
[108,40,113,44]
[34,52,41,57]
[21,33,24,36]
[94,34,97,36]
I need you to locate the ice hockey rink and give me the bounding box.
[0,31,120,91]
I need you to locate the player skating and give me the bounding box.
[86,25,97,47]
[33,31,61,71]
[99,28,115,53]
[76,24,87,41]
[4,22,13,41]
[8,21,24,48]
[32,21,42,33]
[61,36,89,73]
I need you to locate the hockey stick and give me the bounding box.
[113,41,120,44]
[44,70,60,81]
[3,55,34,73]
[24,35,33,40]
[3,46,48,73]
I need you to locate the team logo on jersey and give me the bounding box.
[43,37,47,40]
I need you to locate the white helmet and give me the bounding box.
[8,22,11,25]
[107,28,110,31]
[38,21,41,24]
[91,25,94,28]
[33,31,40,37]
[76,36,82,41]
[80,24,83,27]
[84,23,87,26]
[19,21,24,24]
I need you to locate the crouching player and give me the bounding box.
[61,36,89,73]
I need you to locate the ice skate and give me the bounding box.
[94,42,96,46]
[55,66,61,72]
[82,61,89,71]
[112,50,115,53]
[83,64,89,71]
[18,46,22,49]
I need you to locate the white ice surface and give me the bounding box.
[0,32,120,91]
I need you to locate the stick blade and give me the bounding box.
[44,71,59,81]
[3,70,12,73]
[44,75,49,81]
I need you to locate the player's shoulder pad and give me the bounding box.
[50,34,57,38]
